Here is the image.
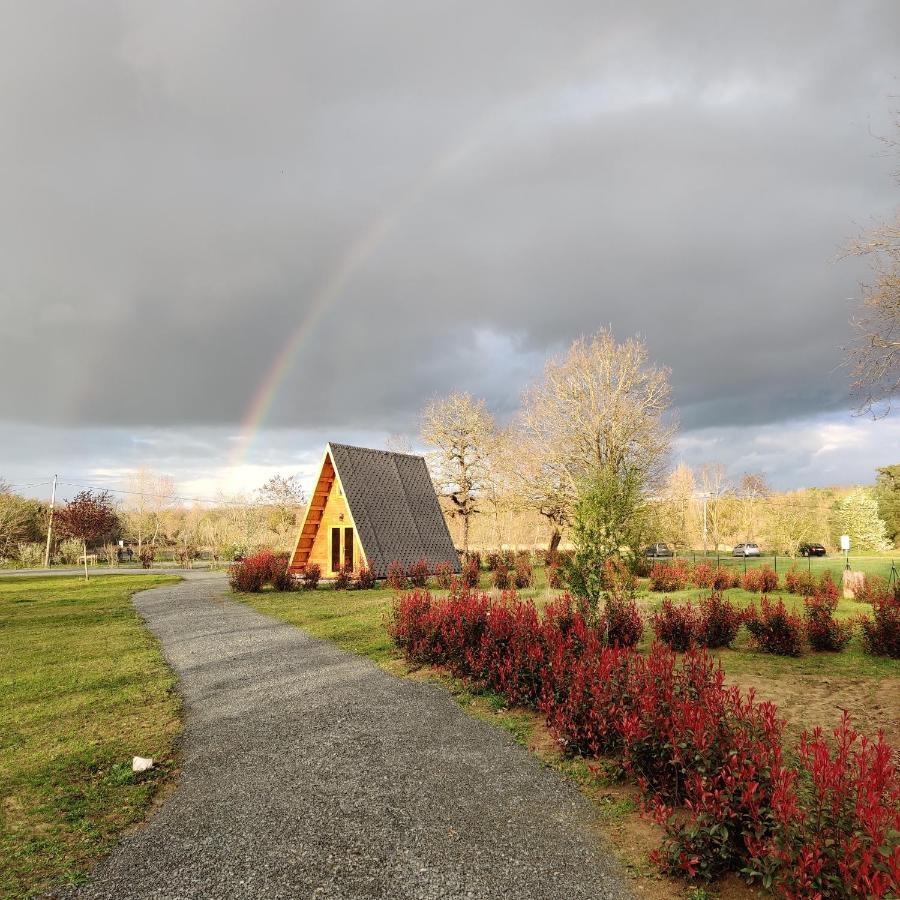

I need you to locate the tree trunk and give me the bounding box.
[549,527,562,553]
[462,514,470,557]
[83,539,88,581]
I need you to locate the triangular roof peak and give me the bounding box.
[291,442,459,578]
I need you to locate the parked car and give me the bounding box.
[644,542,674,558]
[732,543,761,558]
[798,542,827,557]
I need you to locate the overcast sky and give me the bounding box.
[1,1,898,501]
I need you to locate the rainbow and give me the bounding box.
[227,41,607,467]
[228,135,488,469]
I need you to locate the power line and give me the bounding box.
[57,480,238,506]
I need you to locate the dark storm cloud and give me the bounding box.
[0,1,897,433]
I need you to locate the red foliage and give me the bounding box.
[745,597,805,656]
[492,563,511,590]
[386,560,408,591]
[433,560,454,590]
[817,570,839,603]
[55,489,119,547]
[649,560,689,592]
[546,562,563,589]
[804,589,851,652]
[461,556,480,589]
[740,566,778,594]
[514,557,534,589]
[712,567,739,591]
[387,588,897,887]
[229,550,293,593]
[354,565,376,590]
[856,574,894,604]
[860,593,900,658]
[408,558,430,588]
[301,563,321,590]
[332,563,353,590]
[744,712,900,898]
[651,599,700,651]
[698,592,744,648]
[691,562,714,589]
[784,567,816,595]
[601,595,644,647]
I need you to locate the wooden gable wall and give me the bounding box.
[289,452,366,576]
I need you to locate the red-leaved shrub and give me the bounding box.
[745,597,805,656]
[712,566,739,591]
[461,556,480,588]
[784,567,816,596]
[229,550,293,593]
[354,565,376,590]
[691,562,714,589]
[856,574,893,604]
[387,588,898,888]
[817,570,840,604]
[546,563,563,589]
[651,599,700,651]
[408,558,429,588]
[434,560,454,590]
[492,563,511,590]
[860,593,900,658]
[744,712,900,898]
[333,563,353,590]
[601,595,644,647]
[514,557,534,589]
[698,592,744,648]
[804,590,851,652]
[229,555,267,592]
[301,562,321,591]
[741,565,778,594]
[386,560,408,591]
[649,560,689,592]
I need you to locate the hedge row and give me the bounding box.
[387,588,899,894]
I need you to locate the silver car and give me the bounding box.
[732,542,761,557]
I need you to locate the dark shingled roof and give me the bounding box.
[329,443,461,578]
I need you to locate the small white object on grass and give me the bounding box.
[132,756,154,773]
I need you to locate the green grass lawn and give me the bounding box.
[0,575,181,899]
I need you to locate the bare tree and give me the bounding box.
[515,329,675,546]
[421,392,496,556]
[125,468,175,551]
[697,463,738,553]
[658,463,697,552]
[846,118,899,417]
[257,474,307,550]
[384,433,414,454]
[739,473,770,542]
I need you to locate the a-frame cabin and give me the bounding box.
[289,443,460,579]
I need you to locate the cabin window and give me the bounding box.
[331,527,341,573]
[344,527,354,570]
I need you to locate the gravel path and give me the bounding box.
[70,573,631,900]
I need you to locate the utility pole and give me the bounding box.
[43,474,58,569]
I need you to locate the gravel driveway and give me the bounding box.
[69,573,631,899]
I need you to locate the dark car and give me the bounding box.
[644,542,674,558]
[798,542,827,557]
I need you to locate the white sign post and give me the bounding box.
[840,535,850,570]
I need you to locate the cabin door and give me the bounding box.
[331,527,341,574]
[344,526,354,571]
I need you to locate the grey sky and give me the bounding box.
[1,1,898,496]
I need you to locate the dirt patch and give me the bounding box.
[730,673,900,745]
